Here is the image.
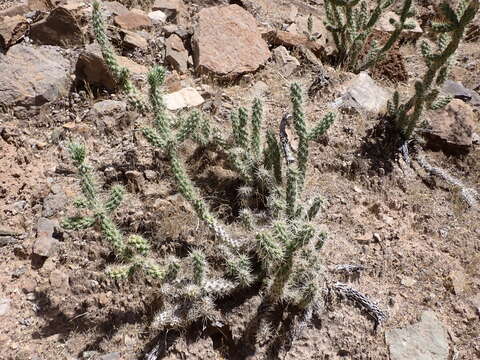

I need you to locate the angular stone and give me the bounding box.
[0,2,30,18]
[0,15,29,50]
[0,44,71,107]
[43,191,67,217]
[152,0,184,22]
[337,72,391,114]
[30,6,84,47]
[264,29,325,57]
[33,218,59,258]
[76,42,147,90]
[386,311,449,360]
[49,268,69,290]
[148,10,167,25]
[273,45,299,77]
[442,80,480,108]
[425,99,476,153]
[114,10,151,31]
[163,87,204,111]
[165,34,188,73]
[192,5,270,77]
[123,30,148,50]
[92,100,127,116]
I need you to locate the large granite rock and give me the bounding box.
[0,44,71,107]
[192,5,270,77]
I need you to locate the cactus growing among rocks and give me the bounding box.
[387,0,479,141]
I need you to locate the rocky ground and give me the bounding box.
[0,0,480,359]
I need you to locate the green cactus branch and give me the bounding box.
[389,0,479,140]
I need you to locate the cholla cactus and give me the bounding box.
[62,144,173,280]
[324,0,416,72]
[388,1,479,140]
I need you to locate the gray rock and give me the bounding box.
[123,30,148,50]
[336,72,391,114]
[0,44,71,107]
[99,352,121,360]
[152,0,185,22]
[386,311,449,360]
[92,100,127,115]
[102,1,129,17]
[0,298,11,316]
[442,80,480,108]
[33,217,59,257]
[43,184,67,217]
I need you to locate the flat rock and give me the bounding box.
[273,45,299,77]
[0,15,29,50]
[337,72,391,114]
[33,217,59,258]
[76,42,147,90]
[163,87,204,110]
[264,29,326,58]
[152,0,184,22]
[386,311,449,360]
[192,5,270,77]
[42,185,67,217]
[114,10,151,31]
[425,99,476,153]
[0,44,71,107]
[165,33,188,73]
[30,6,84,47]
[123,30,148,49]
[92,99,127,115]
[442,80,480,108]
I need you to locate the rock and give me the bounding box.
[43,190,67,217]
[273,46,299,77]
[163,87,204,110]
[401,276,417,287]
[336,72,391,114]
[264,29,325,57]
[448,270,467,295]
[98,352,121,360]
[0,44,71,107]
[102,1,129,17]
[385,311,449,360]
[76,42,147,90]
[375,11,423,40]
[165,34,188,73]
[0,298,11,316]
[123,30,148,50]
[114,10,152,31]
[0,15,28,50]
[152,0,184,22]
[27,0,51,12]
[148,10,167,25]
[192,5,270,77]
[0,2,30,18]
[33,218,59,258]
[49,268,69,291]
[30,6,84,47]
[126,170,144,193]
[425,99,476,153]
[442,80,480,108]
[92,100,127,115]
